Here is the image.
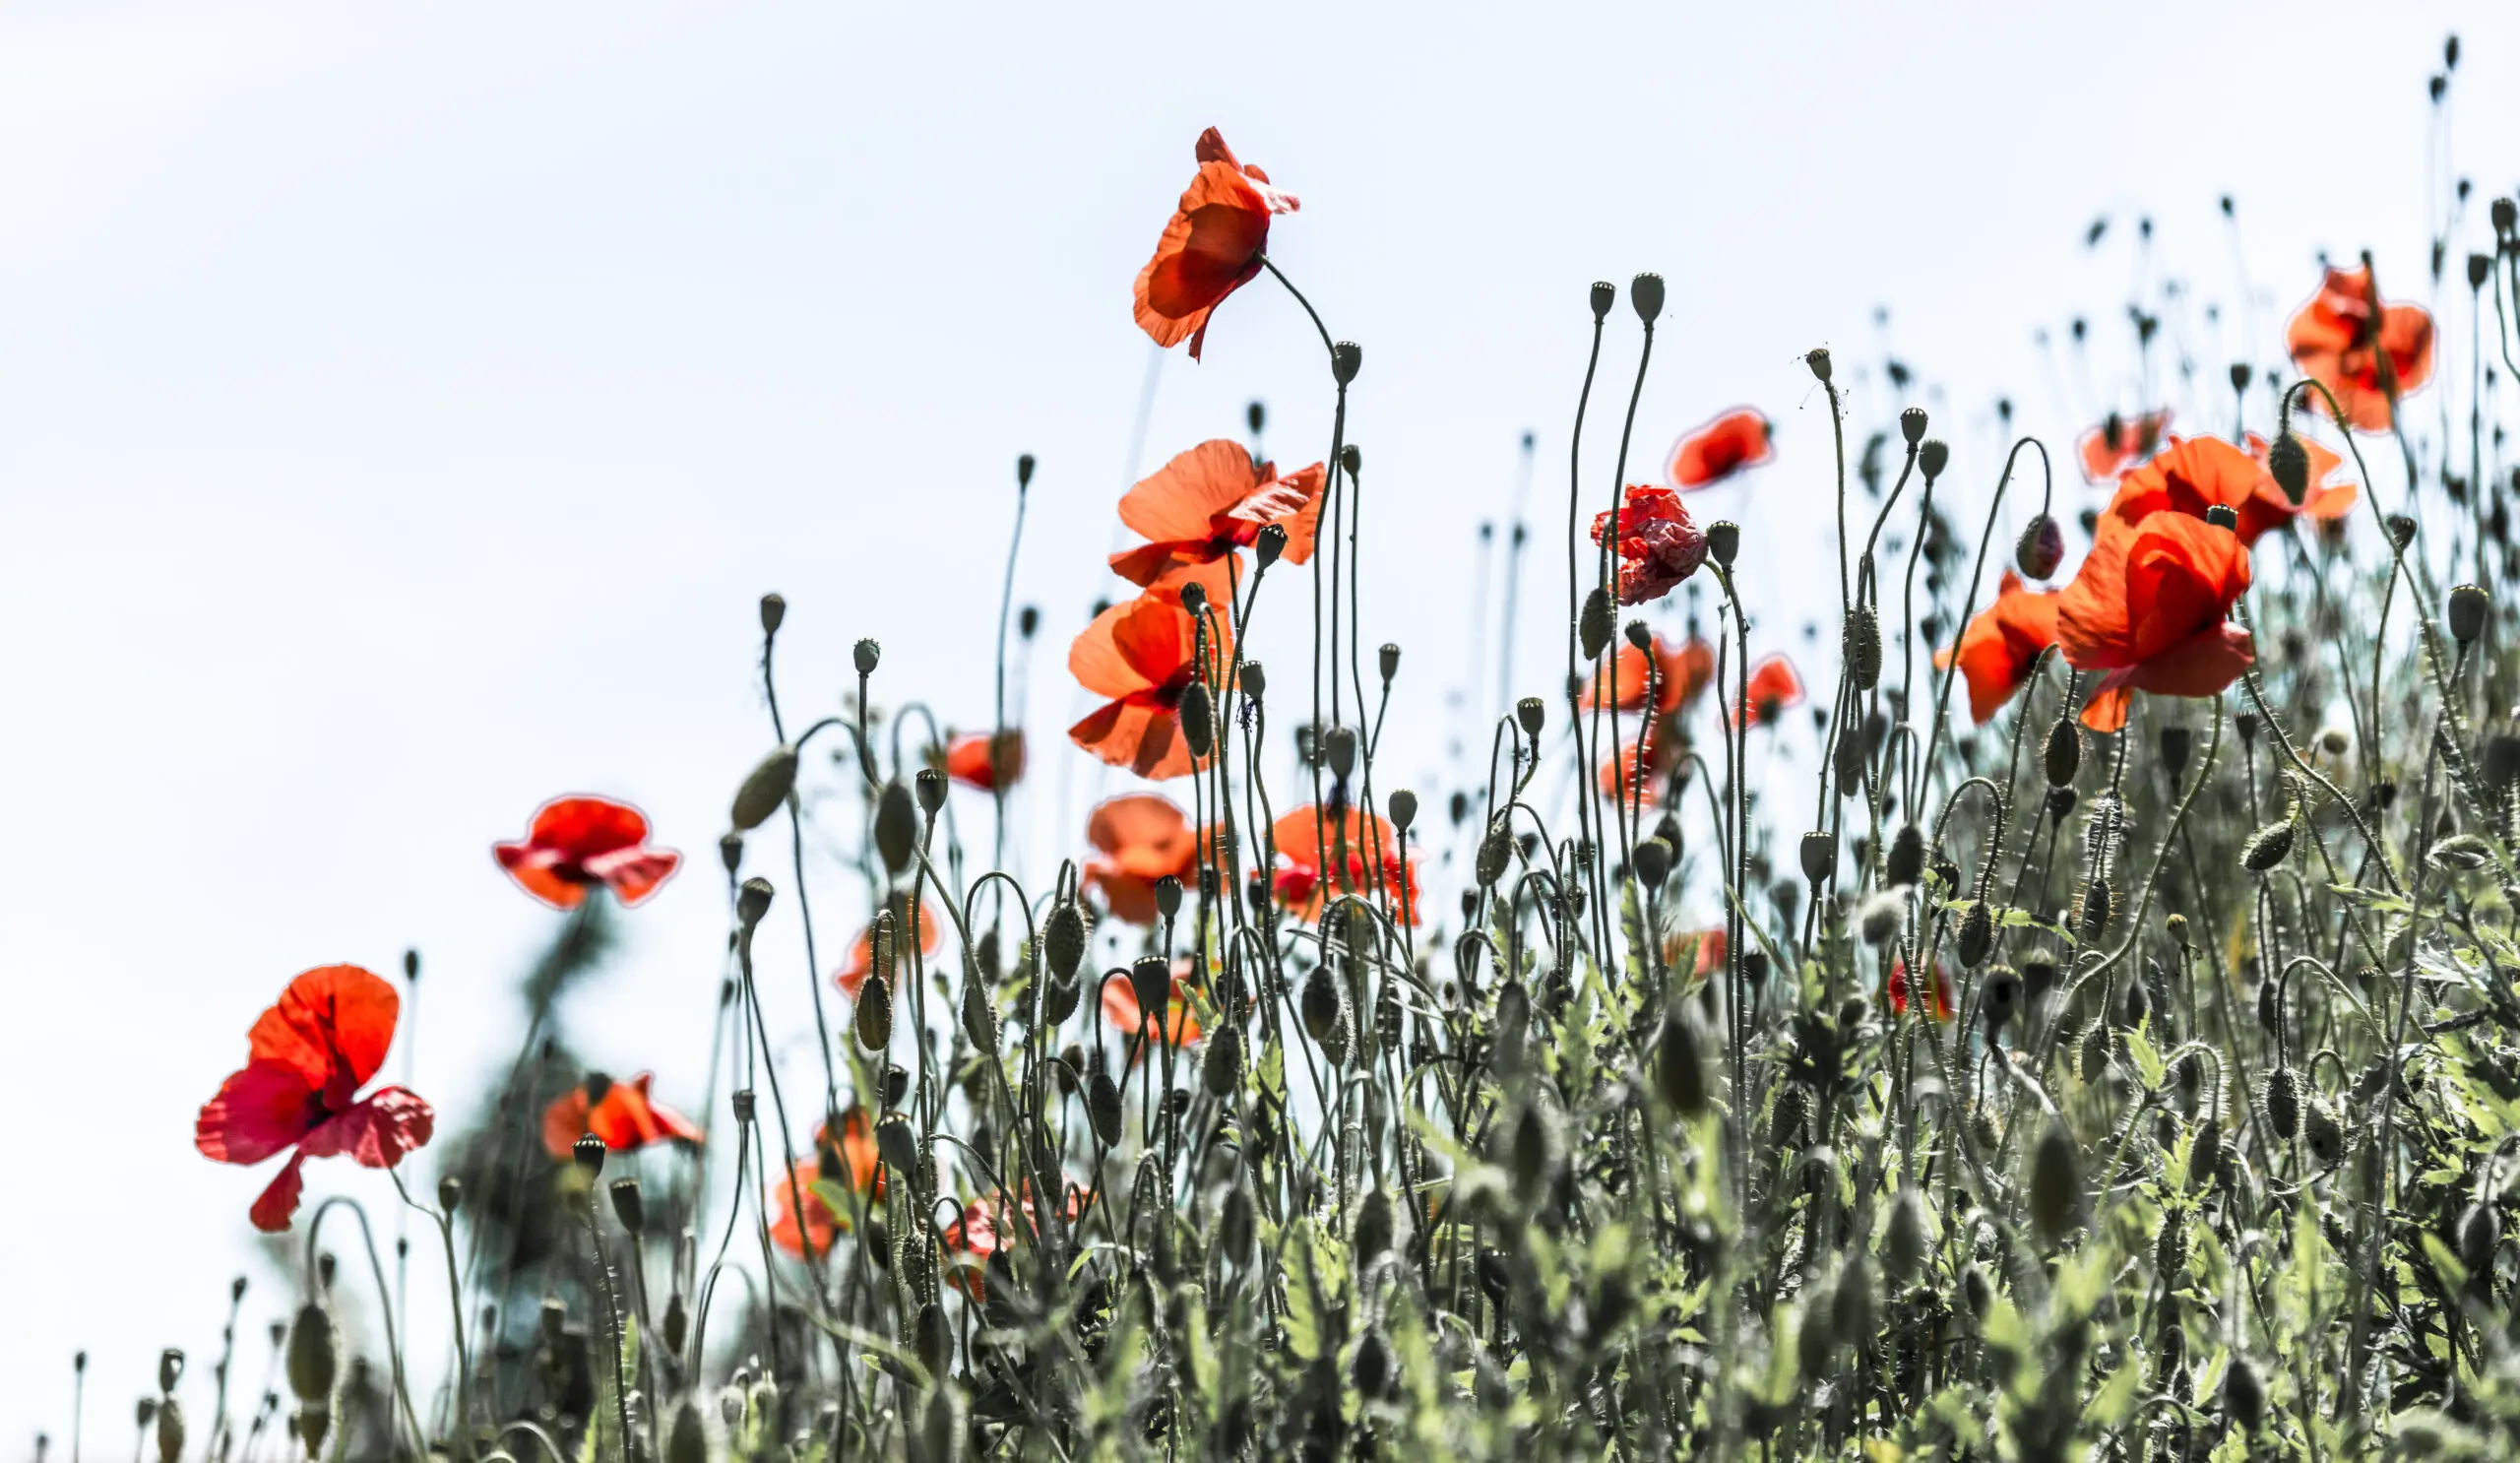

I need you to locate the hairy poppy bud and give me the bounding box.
[1858,890,1907,946]
[1331,341,1361,384]
[1387,788,1418,833]
[2263,1067,2301,1140]
[572,1132,606,1177]
[1900,407,1927,446]
[1957,899,1993,968]
[1202,1024,1244,1098]
[853,638,880,676]
[1178,680,1214,758]
[1476,823,1512,887]
[2225,1354,2266,1432]
[1885,823,1925,887]
[1797,1285,1838,1377]
[2303,1098,2343,1167]
[855,973,893,1051]
[1843,605,1881,689]
[1633,836,1672,890]
[874,1115,919,1176]
[1884,1188,1927,1280]
[1629,272,1666,323]
[2266,431,2309,505]
[2030,1120,2080,1242]
[2450,583,2489,644]
[736,876,774,929]
[730,744,798,831]
[1655,1010,1709,1116]
[1707,520,1740,568]
[1084,1069,1123,1146]
[1589,281,1616,320]
[2158,725,2192,784]
[1832,1254,1876,1344]
[874,782,919,873]
[1043,900,1086,983]
[2044,717,2080,788]
[1508,1100,1560,1192]
[2079,1021,2111,1083]
[1300,965,1343,1046]
[285,1306,334,1404]
[1769,1084,1809,1149]
[1918,438,1949,480]
[2016,514,2065,580]
[1580,586,1613,661]
[1961,1264,1991,1318]
[1799,830,1838,886]
[2203,502,2237,531]
[2123,972,2150,1029]
[608,1177,645,1234]
[2241,819,2295,871]
[1980,964,2021,1032]
[1254,522,1288,567]
[2191,1114,2225,1185]
[758,592,786,635]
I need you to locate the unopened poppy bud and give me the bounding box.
[1475,823,1512,886]
[1202,1024,1244,1098]
[2044,716,2080,788]
[853,638,880,676]
[1086,1069,1124,1145]
[1516,697,1545,737]
[1323,726,1357,780]
[2156,724,2192,783]
[2449,583,2489,644]
[1580,587,1613,661]
[1236,661,1267,702]
[1629,272,1665,322]
[1589,281,1616,320]
[2388,513,2419,549]
[1015,452,1035,489]
[1900,407,1927,446]
[2030,1119,2080,1241]
[1655,1011,1708,1116]
[2461,1201,2501,1273]
[960,973,998,1051]
[1341,443,1361,478]
[1253,522,1288,567]
[1885,823,1925,887]
[2076,880,2112,943]
[914,767,946,816]
[1017,604,1039,638]
[2263,1067,2301,1139]
[2225,1355,2266,1432]
[855,973,893,1051]
[1178,680,1215,758]
[2241,819,2294,871]
[736,876,774,929]
[1707,520,1740,568]
[758,593,786,635]
[1884,1188,1927,1279]
[2302,1097,2343,1166]
[1798,831,1836,885]
[1043,901,1086,981]
[1804,347,1833,383]
[572,1132,606,1178]
[730,744,799,831]
[2256,432,2308,507]
[1843,605,1881,689]
[1957,900,1993,968]
[608,1177,645,1233]
[718,831,742,875]
[1377,642,1400,683]
[1981,965,2021,1030]
[874,782,918,872]
[1299,965,1343,1045]
[436,1176,462,1213]
[2016,514,2065,580]
[1624,618,1653,651]
[1331,341,1362,384]
[1633,836,1672,889]
[1858,890,1907,946]
[1918,438,1949,480]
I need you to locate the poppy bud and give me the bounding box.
[855,973,893,1051]
[1858,890,1907,946]
[572,1132,605,1178]
[1377,642,1401,683]
[1961,1263,1991,1318]
[874,782,918,873]
[718,831,743,875]
[1804,347,1833,383]
[1981,964,2021,1031]
[1513,696,1546,739]
[1884,1188,1927,1280]
[961,975,998,1051]
[2462,1201,2501,1274]
[1121,956,1168,1030]
[608,1177,645,1234]
[1918,438,1949,480]
[736,876,774,929]
[436,1176,462,1214]
[1633,836,1672,889]
[1475,823,1512,887]
[2389,514,2419,549]
[2159,725,2192,783]
[1178,680,1215,758]
[874,1115,919,1175]
[1323,726,1357,780]
[1655,1010,1709,1116]
[1832,1253,1875,1344]
[2229,361,2253,392]
[1201,1023,1244,1099]
[2241,819,2294,871]
[1382,788,1418,835]
[1707,520,1740,568]
[2044,717,2080,788]
[730,744,799,831]
[661,1291,689,1357]
[1086,1069,1124,1146]
[730,1087,755,1123]
[758,593,786,635]
[1885,823,1925,887]
[1957,899,1993,968]
[2225,1354,2266,1432]
[2450,583,2489,644]
[285,1307,333,1404]
[2262,1066,2302,1140]
[1580,587,1613,661]
[1797,1285,1838,1377]
[2156,1211,2189,1280]
[2013,514,2065,581]
[1300,965,1343,1046]
[2030,1119,2080,1242]
[1043,901,1087,984]
[1507,1100,1559,1192]
[1589,281,1616,320]
[1331,341,1361,384]
[2075,880,2111,944]
[1629,272,1665,323]
[1799,830,1838,886]
[2303,1097,2343,1167]
[853,638,880,676]
[1900,407,1927,446]
[2255,432,2310,509]
[1843,605,1881,689]
[1014,452,1036,490]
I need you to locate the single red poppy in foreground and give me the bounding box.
[493,796,681,910]
[539,1071,702,1159]
[1109,440,1325,588]
[1886,957,1956,1021]
[1133,128,1299,360]
[944,730,1026,792]
[196,965,435,1232]
[2105,434,2354,546]
[1666,409,1773,490]
[1271,804,1420,924]
[2055,513,2253,733]
[1591,486,1709,605]
[1736,656,1805,728]
[2286,264,2434,433]
[2076,409,2173,484]
[1082,794,1202,923]
[1102,964,1204,1048]
[1581,632,1717,716]
[1069,588,1232,781]
[1935,570,2060,725]
[767,1107,883,1258]
[835,897,943,999]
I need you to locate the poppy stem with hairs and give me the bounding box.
[992,460,1031,920]
[761,622,843,1119]
[1599,310,1656,866]
[1562,299,1608,943]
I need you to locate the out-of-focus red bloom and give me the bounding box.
[1690,927,1727,981]
[1109,440,1325,588]
[2055,513,2253,733]
[1591,486,1709,605]
[2076,409,2173,483]
[1935,570,2060,725]
[943,1183,1091,1301]
[539,1071,702,1159]
[1133,128,1298,361]
[493,796,681,910]
[1736,656,1805,727]
[1102,964,1204,1048]
[2242,431,2360,523]
[1581,632,1717,715]
[1271,804,1420,924]
[1082,794,1202,923]
[944,730,1026,792]
[2286,263,2434,433]
[835,897,942,999]
[1666,409,1773,490]
[2105,434,2354,547]
[1069,587,1231,781]
[767,1107,882,1259]
[1600,722,1680,813]
[1886,957,1956,1021]
[196,966,434,1233]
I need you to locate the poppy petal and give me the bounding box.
[299,1086,434,1169]
[249,1153,310,1233]
[1119,440,1261,543]
[527,797,652,861]
[584,847,681,906]
[492,845,591,910]
[248,965,401,1095]
[196,1059,318,1166]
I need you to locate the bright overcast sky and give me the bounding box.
[3,0,2511,1442]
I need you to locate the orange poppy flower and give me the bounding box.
[539,1071,702,1159]
[1737,656,1805,728]
[1600,721,1680,813]
[943,730,1025,792]
[2054,513,2253,733]
[493,795,681,910]
[1591,485,1708,605]
[2104,434,2353,547]
[767,1107,882,1258]
[2076,409,2172,483]
[1109,440,1326,588]
[1082,794,1201,924]
[942,1183,1089,1301]
[834,897,942,999]
[1934,570,2060,725]
[2286,264,2434,433]
[1101,964,1204,1048]
[1132,128,1299,361]
[1270,804,1420,924]
[1581,632,1717,715]
[1666,409,1773,490]
[1068,587,1232,781]
[1886,957,1955,1021]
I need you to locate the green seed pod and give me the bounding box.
[854,973,893,1051]
[1957,900,1993,968]
[1885,823,1925,887]
[1844,605,1882,690]
[960,973,998,1051]
[1580,587,1614,662]
[608,1177,645,1233]
[913,1302,950,1385]
[1201,1025,1244,1099]
[1086,1071,1124,1146]
[2155,1212,2189,1280]
[1884,1189,1928,1281]
[2462,1202,2501,1275]
[1043,900,1087,983]
[1656,1011,1710,1118]
[1799,830,1838,886]
[667,1401,707,1463]
[2263,1068,2302,1142]
[2079,1022,2111,1084]
[2030,1119,2081,1242]
[2267,432,2309,505]
[1707,520,1741,568]
[874,781,919,874]
[2043,717,2081,789]
[2241,819,2295,872]
[2303,1098,2344,1168]
[729,744,799,831]
[1300,966,1343,1046]
[2225,1354,2266,1432]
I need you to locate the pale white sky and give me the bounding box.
[2,0,2508,1444]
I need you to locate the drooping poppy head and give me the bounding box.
[1886,957,1956,1021]
[2076,409,2173,484]
[2242,432,2359,524]
[1934,570,2060,725]
[835,895,943,999]
[1591,486,1708,605]
[2286,264,2434,433]
[767,1107,883,1258]
[1270,803,1420,924]
[195,965,435,1232]
[1109,440,1325,587]
[2054,512,2254,732]
[1133,129,1299,361]
[1737,656,1805,728]
[1581,632,1717,716]
[1666,409,1774,490]
[539,1071,703,1159]
[493,796,681,910]
[943,730,1026,792]
[1068,587,1232,782]
[2106,434,2352,546]
[1101,962,1204,1048]
[1082,794,1201,923]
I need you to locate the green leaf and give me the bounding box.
[2123,1023,2166,1091]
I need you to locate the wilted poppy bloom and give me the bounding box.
[1592,486,1709,605]
[2286,264,2434,433]
[2055,513,2253,733]
[1133,128,1299,360]
[2076,409,2172,484]
[835,897,942,999]
[493,796,681,910]
[943,730,1026,792]
[1069,587,1232,781]
[1581,632,1717,715]
[2106,434,2354,547]
[1102,964,1204,1048]
[196,966,435,1232]
[1935,570,2060,725]
[1082,794,1202,923]
[539,1071,702,1159]
[1666,409,1773,490]
[1886,957,1956,1021]
[1109,440,1326,588]
[767,1107,882,1258]
[1271,804,1421,924]
[1736,656,1805,727]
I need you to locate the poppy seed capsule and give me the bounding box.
[2016,514,2065,580]
[437,1176,462,1213]
[2267,431,2309,505]
[608,1177,645,1234]
[1386,788,1418,833]
[2450,583,2489,644]
[1843,605,1882,689]
[1128,955,1170,1029]
[1885,823,1925,887]
[1178,580,1207,617]
[736,876,775,929]
[2389,513,2418,549]
[1918,438,1949,480]
[854,973,893,1051]
[914,768,946,816]
[1331,341,1361,384]
[1515,696,1545,738]
[572,1133,605,1177]
[1799,830,1838,886]
[730,744,799,831]
[1708,520,1740,568]
[2241,819,2295,871]
[1629,271,1666,322]
[758,593,786,635]
[1803,346,1833,382]
[1633,836,1672,890]
[730,1088,755,1122]
[2264,1067,2302,1139]
[1253,522,1288,568]
[853,638,880,675]
[718,831,743,875]
[1900,407,1928,446]
[1153,874,1182,922]
[1589,281,1616,320]
[1580,586,1613,661]
[1178,680,1214,757]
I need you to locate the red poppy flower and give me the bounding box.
[1132,128,1299,361]
[539,1071,702,1159]
[835,897,942,999]
[2286,264,2434,433]
[942,1183,1089,1300]
[944,730,1026,792]
[1934,570,2060,725]
[1082,794,1202,923]
[1600,721,1680,813]
[1581,632,1717,715]
[1736,656,1805,728]
[2054,512,2253,733]
[1102,963,1204,1048]
[2076,409,2173,484]
[2105,434,2354,547]
[1109,440,1326,588]
[1666,409,1773,490]
[196,966,434,1232]
[1591,486,1708,605]
[493,796,681,910]
[1886,957,1955,1021]
[767,1107,882,1258]
[1690,927,1726,981]
[1271,804,1420,924]
[1068,587,1232,781]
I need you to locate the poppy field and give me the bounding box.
[56,32,2520,1463]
